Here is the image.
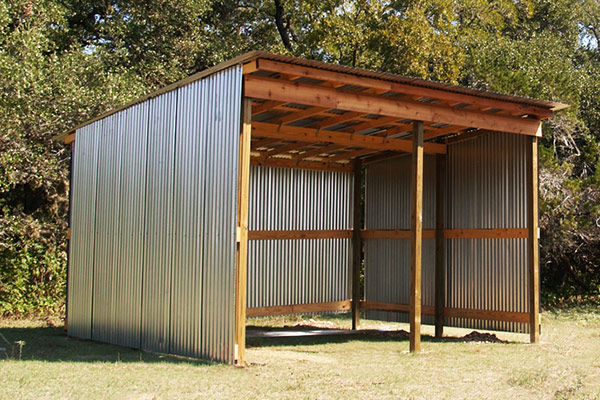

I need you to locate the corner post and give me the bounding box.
[527,135,540,343]
[235,98,252,365]
[434,154,446,338]
[352,160,363,330]
[410,121,424,353]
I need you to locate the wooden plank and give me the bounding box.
[244,75,544,136]
[242,60,258,74]
[248,229,353,240]
[444,308,529,324]
[298,144,344,160]
[64,133,76,145]
[359,301,529,323]
[444,228,528,239]
[247,301,352,318]
[250,156,354,172]
[435,154,446,338]
[264,142,311,157]
[274,106,328,124]
[361,228,527,239]
[252,100,285,115]
[528,135,540,343]
[254,58,554,118]
[252,138,281,150]
[326,148,379,163]
[234,98,252,366]
[361,229,435,239]
[251,122,447,154]
[311,111,365,130]
[352,161,362,330]
[410,120,424,353]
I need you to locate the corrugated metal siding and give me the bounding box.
[68,66,242,363]
[247,166,353,310]
[446,132,528,333]
[363,132,529,333]
[363,155,437,324]
[67,123,100,339]
[141,89,177,354]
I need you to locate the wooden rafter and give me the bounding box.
[251,100,284,115]
[245,75,543,136]
[251,58,554,118]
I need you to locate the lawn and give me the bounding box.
[1,309,599,400]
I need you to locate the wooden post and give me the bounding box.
[527,135,540,343]
[409,120,424,353]
[434,154,446,338]
[235,98,252,365]
[352,160,362,330]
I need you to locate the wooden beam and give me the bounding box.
[361,229,435,239]
[435,154,446,338]
[410,120,424,353]
[242,60,258,74]
[254,59,554,118]
[352,161,362,330]
[247,301,351,317]
[252,138,281,150]
[244,75,543,136]
[250,155,353,172]
[444,228,528,239]
[359,301,529,323]
[264,142,311,157]
[310,111,365,130]
[274,106,328,125]
[251,122,447,154]
[234,98,252,366]
[298,144,344,160]
[252,100,284,115]
[248,229,353,240]
[360,228,528,239]
[325,148,379,163]
[528,135,540,343]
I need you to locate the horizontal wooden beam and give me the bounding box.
[444,228,528,239]
[359,301,529,323]
[252,122,446,154]
[247,300,351,318]
[360,228,528,239]
[248,229,353,240]
[64,133,75,145]
[250,156,354,172]
[245,76,543,136]
[254,59,554,118]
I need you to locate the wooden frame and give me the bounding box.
[528,135,540,343]
[247,301,351,318]
[360,228,528,239]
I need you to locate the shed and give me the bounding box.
[58,52,567,365]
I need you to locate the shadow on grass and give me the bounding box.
[0,325,212,365]
[246,324,512,349]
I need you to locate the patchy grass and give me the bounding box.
[1,311,599,400]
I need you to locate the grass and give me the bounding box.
[1,309,599,400]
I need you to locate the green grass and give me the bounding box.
[1,310,599,400]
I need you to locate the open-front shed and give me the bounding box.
[58,52,567,365]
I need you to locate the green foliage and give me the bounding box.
[1,0,600,315]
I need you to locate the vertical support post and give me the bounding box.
[410,120,424,353]
[434,154,446,338]
[352,160,363,330]
[527,135,540,343]
[235,98,252,365]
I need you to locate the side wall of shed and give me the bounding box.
[247,166,353,309]
[67,66,242,363]
[364,131,529,333]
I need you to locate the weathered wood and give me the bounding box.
[352,161,362,330]
[64,133,76,145]
[247,301,351,317]
[528,135,540,343]
[359,301,529,323]
[435,154,446,338]
[361,229,435,239]
[249,156,354,172]
[254,58,555,118]
[410,120,424,353]
[248,229,353,240]
[252,100,285,115]
[234,98,252,366]
[251,121,447,154]
[244,75,544,136]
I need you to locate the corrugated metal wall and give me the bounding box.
[364,155,437,324]
[68,66,242,363]
[247,166,353,309]
[364,132,529,333]
[446,132,528,332]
